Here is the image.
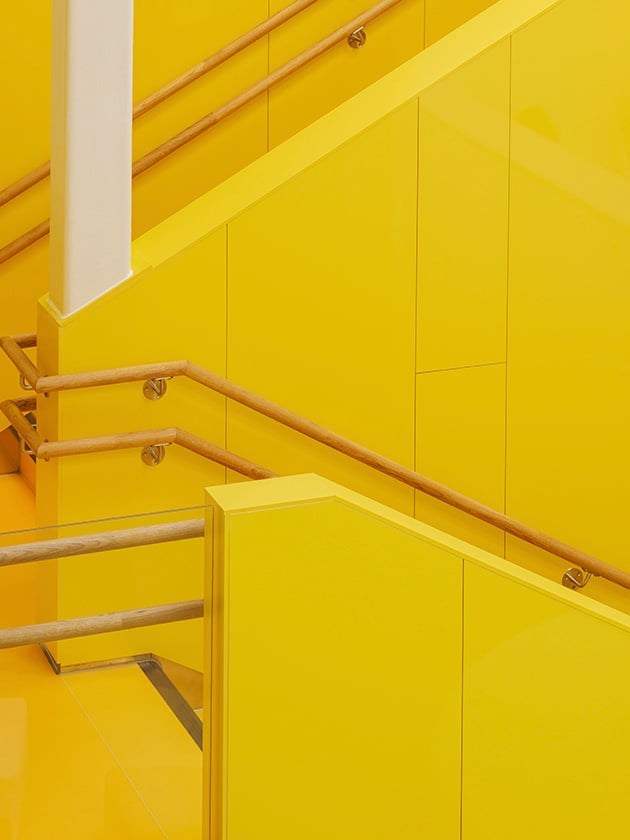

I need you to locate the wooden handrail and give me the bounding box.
[0,336,40,389]
[0,397,277,480]
[132,0,319,119]
[0,0,405,265]
[0,0,319,212]
[0,220,51,266]
[0,519,204,568]
[2,337,629,592]
[13,333,38,349]
[0,164,51,211]
[132,0,405,178]
[0,600,204,650]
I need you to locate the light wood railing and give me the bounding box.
[2,334,629,592]
[0,600,204,650]
[0,0,319,212]
[0,514,205,649]
[0,519,204,567]
[0,0,404,266]
[0,397,276,480]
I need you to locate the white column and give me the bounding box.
[50,0,134,316]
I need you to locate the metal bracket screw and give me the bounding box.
[347,26,367,49]
[19,374,33,391]
[562,567,597,590]
[142,377,171,401]
[141,443,170,467]
[20,412,37,456]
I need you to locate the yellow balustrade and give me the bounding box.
[205,474,630,839]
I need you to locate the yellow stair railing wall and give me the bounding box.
[205,474,630,840]
[7,0,629,668]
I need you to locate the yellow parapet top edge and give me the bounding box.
[132,0,560,266]
[206,473,630,635]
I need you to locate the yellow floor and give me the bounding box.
[0,477,202,839]
[0,648,202,839]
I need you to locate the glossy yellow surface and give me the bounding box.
[506,0,630,613]
[268,0,424,147]
[0,0,504,403]
[416,364,505,556]
[36,227,228,667]
[131,0,268,238]
[463,561,630,838]
[227,102,417,516]
[425,0,498,45]
[205,475,463,840]
[417,40,509,371]
[0,646,201,839]
[0,475,37,629]
[206,473,630,839]
[35,0,580,668]
[64,664,202,839]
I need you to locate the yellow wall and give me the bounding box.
[426,0,498,44]
[505,0,630,613]
[205,474,630,839]
[0,0,499,399]
[40,0,630,670]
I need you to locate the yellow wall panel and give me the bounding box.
[36,228,228,668]
[506,0,630,613]
[425,0,498,45]
[132,0,269,237]
[417,40,509,371]
[226,103,418,515]
[0,1,51,247]
[416,364,505,556]
[268,0,424,147]
[463,561,630,838]
[0,476,37,630]
[206,476,462,840]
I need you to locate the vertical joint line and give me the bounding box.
[413,96,421,519]
[503,37,513,560]
[459,560,465,839]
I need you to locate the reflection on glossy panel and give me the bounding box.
[418,40,509,371]
[425,0,498,45]
[463,561,630,838]
[0,647,165,839]
[506,0,630,612]
[227,103,418,516]
[207,476,463,840]
[64,665,202,839]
